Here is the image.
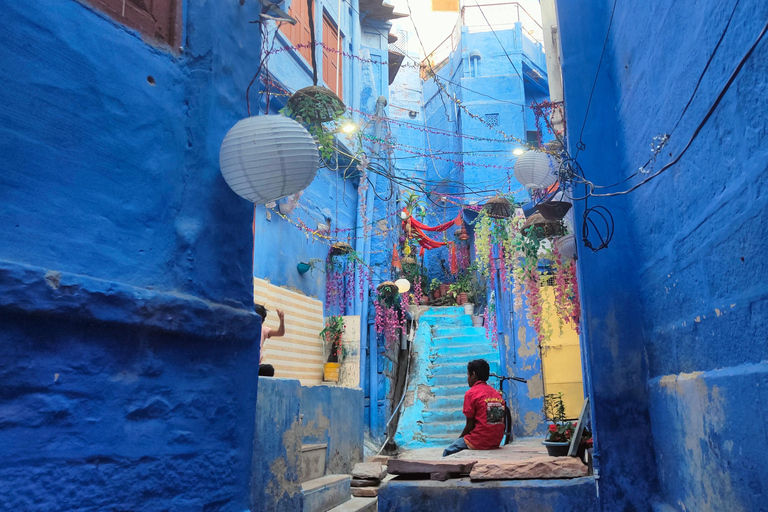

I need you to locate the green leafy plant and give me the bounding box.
[544,393,572,442]
[429,278,442,293]
[320,316,346,363]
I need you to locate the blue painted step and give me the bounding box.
[432,326,486,338]
[429,361,500,377]
[422,420,466,438]
[302,475,351,512]
[423,408,466,422]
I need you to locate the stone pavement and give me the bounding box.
[395,437,588,480]
[398,436,549,462]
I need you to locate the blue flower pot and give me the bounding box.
[297,262,311,274]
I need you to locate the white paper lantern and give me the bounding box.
[219,116,319,205]
[556,234,577,261]
[513,151,558,189]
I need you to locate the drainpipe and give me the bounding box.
[367,95,388,437]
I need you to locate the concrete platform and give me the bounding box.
[378,476,598,512]
[399,436,550,462]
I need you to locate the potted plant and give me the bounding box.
[543,392,573,456]
[320,316,345,382]
[430,278,442,299]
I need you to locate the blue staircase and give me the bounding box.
[395,307,501,449]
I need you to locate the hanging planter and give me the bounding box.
[377,281,399,298]
[285,86,346,124]
[330,242,353,256]
[484,195,513,219]
[402,256,417,265]
[514,151,558,189]
[537,200,572,221]
[219,116,319,205]
[556,234,577,261]
[297,262,311,274]
[523,213,567,239]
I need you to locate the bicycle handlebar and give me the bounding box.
[489,372,528,384]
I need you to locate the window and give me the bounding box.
[322,14,343,99]
[282,0,313,63]
[85,0,182,48]
[485,113,500,127]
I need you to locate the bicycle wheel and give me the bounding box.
[503,404,514,445]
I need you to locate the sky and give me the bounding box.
[390,0,543,57]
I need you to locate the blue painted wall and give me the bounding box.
[556,0,768,509]
[412,21,552,437]
[0,0,265,509]
[379,477,598,512]
[252,378,364,512]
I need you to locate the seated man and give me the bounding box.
[254,304,285,377]
[443,359,505,457]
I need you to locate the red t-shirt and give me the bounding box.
[463,381,505,450]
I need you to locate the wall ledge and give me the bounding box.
[648,360,768,389]
[0,259,258,343]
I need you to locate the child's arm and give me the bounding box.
[270,309,286,338]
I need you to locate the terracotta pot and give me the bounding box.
[439,284,450,295]
[457,292,468,305]
[433,290,441,299]
[420,297,430,305]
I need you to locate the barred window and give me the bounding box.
[485,113,500,127]
[84,0,182,48]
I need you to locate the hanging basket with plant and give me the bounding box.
[285,85,346,125]
[483,195,513,219]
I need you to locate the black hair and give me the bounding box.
[467,359,490,381]
[254,304,268,321]
[258,364,275,377]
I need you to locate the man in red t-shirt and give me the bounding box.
[442,359,506,456]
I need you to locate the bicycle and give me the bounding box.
[489,372,528,445]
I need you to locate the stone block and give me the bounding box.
[352,478,380,487]
[351,487,379,497]
[352,462,386,480]
[469,456,588,480]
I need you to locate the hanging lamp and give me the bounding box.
[219,116,319,204]
[513,150,558,189]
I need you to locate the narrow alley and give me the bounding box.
[1,0,766,511]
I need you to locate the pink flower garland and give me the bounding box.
[525,270,545,345]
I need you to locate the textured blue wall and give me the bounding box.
[557,0,768,509]
[252,378,364,512]
[379,477,598,512]
[0,0,265,509]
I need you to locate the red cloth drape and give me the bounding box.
[404,210,462,232]
[402,211,459,275]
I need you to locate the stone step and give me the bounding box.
[327,497,378,512]
[421,307,466,317]
[302,474,351,512]
[422,408,466,422]
[428,361,500,377]
[300,443,328,483]
[429,350,500,365]
[421,419,466,438]
[428,373,472,387]
[429,334,484,347]
[426,395,467,409]
[432,326,485,338]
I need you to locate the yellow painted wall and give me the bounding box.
[539,285,584,419]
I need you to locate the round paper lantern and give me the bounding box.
[556,234,577,261]
[395,279,411,294]
[219,116,319,205]
[513,151,558,189]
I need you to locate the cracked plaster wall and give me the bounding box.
[252,378,364,512]
[0,0,266,509]
[556,0,768,509]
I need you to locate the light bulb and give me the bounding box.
[513,148,526,156]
